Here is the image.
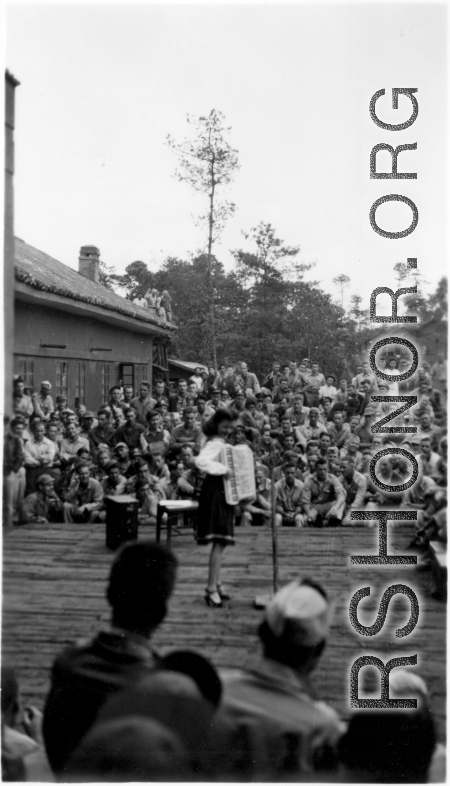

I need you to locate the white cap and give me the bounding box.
[265,581,331,647]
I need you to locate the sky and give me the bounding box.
[5,2,447,312]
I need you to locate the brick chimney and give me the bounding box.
[79,245,100,283]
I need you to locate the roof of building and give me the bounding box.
[14,238,175,333]
[168,359,208,373]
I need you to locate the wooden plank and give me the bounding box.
[2,522,446,743]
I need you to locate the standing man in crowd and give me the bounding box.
[303,363,325,408]
[130,382,155,423]
[169,379,190,414]
[32,381,54,423]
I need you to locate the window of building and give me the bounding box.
[75,362,86,405]
[101,364,110,403]
[55,361,69,399]
[119,363,134,389]
[16,358,34,390]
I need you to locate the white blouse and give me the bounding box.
[195,437,228,475]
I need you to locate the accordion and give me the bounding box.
[220,444,256,506]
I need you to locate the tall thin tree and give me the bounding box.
[332,273,351,309]
[167,110,239,367]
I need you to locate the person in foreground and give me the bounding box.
[219,577,345,780]
[194,408,237,608]
[338,669,443,783]
[42,540,178,776]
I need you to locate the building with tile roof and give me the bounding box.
[14,240,175,409]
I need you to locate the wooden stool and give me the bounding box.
[105,495,139,551]
[156,500,199,546]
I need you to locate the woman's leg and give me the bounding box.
[207,542,226,592]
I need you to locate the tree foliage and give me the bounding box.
[108,227,447,379]
[167,110,240,367]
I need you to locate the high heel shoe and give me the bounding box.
[204,589,223,608]
[217,583,231,601]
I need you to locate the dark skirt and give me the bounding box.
[196,474,235,546]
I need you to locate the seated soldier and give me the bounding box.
[21,474,63,524]
[339,456,368,525]
[302,458,346,527]
[88,409,116,456]
[232,423,255,450]
[43,541,178,775]
[150,453,171,493]
[134,479,161,525]
[296,407,328,448]
[101,461,128,498]
[141,410,172,458]
[193,394,214,427]
[63,463,104,523]
[59,422,89,471]
[127,461,166,502]
[91,447,112,483]
[285,394,309,427]
[340,434,363,471]
[154,398,176,432]
[220,579,344,781]
[327,411,352,450]
[275,464,305,527]
[303,452,319,482]
[318,431,332,460]
[241,466,272,526]
[114,442,133,478]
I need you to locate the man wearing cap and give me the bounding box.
[205,388,222,413]
[21,474,63,524]
[32,381,54,423]
[220,579,344,779]
[78,412,96,442]
[302,362,325,408]
[54,395,74,419]
[302,458,346,527]
[113,443,133,478]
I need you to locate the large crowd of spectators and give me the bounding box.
[2,352,447,781]
[4,353,447,544]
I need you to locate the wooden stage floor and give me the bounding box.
[2,521,447,741]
